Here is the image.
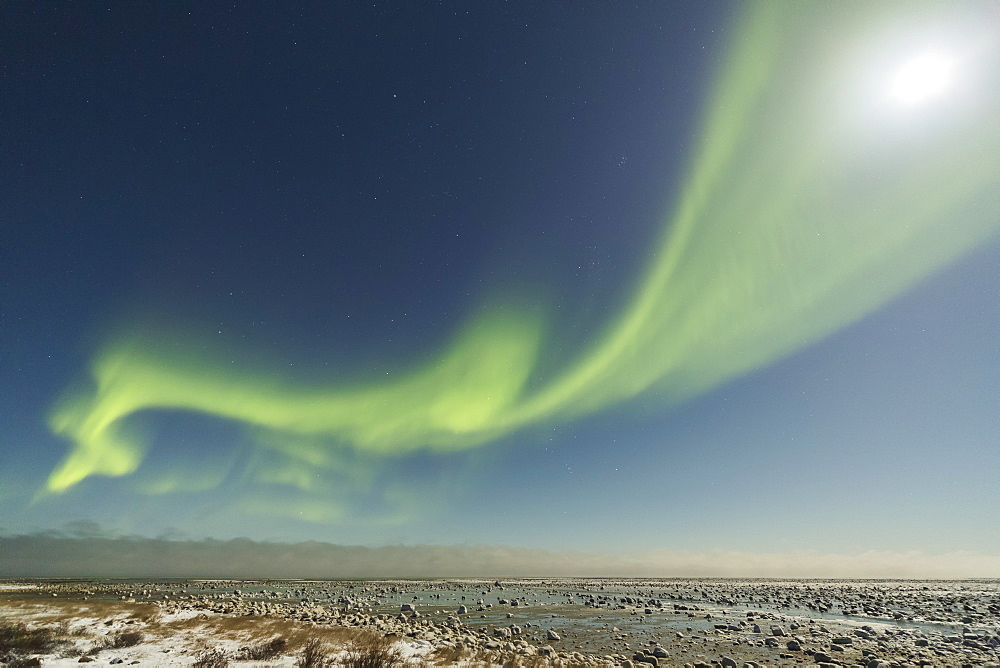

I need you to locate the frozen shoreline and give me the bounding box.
[2,578,999,666]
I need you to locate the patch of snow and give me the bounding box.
[158,607,216,622]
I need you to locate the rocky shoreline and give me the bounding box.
[2,578,998,666]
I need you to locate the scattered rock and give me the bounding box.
[632,651,658,666]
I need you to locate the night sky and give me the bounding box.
[3,1,999,577]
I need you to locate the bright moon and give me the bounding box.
[888,51,955,107]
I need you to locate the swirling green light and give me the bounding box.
[47,1,1000,494]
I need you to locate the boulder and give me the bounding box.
[632,652,658,666]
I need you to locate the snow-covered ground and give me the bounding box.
[1,602,436,667]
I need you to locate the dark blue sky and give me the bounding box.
[3,1,998,575]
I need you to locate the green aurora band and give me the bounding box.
[47,1,1000,496]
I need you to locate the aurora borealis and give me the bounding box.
[4,1,1000,575]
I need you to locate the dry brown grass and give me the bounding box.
[0,596,417,667]
[342,630,403,668]
[110,629,144,647]
[293,631,405,668]
[192,646,231,667]
[169,609,341,635]
[0,598,161,629]
[0,621,61,654]
[428,643,481,665]
[0,619,71,665]
[296,636,332,667]
[234,634,287,660]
